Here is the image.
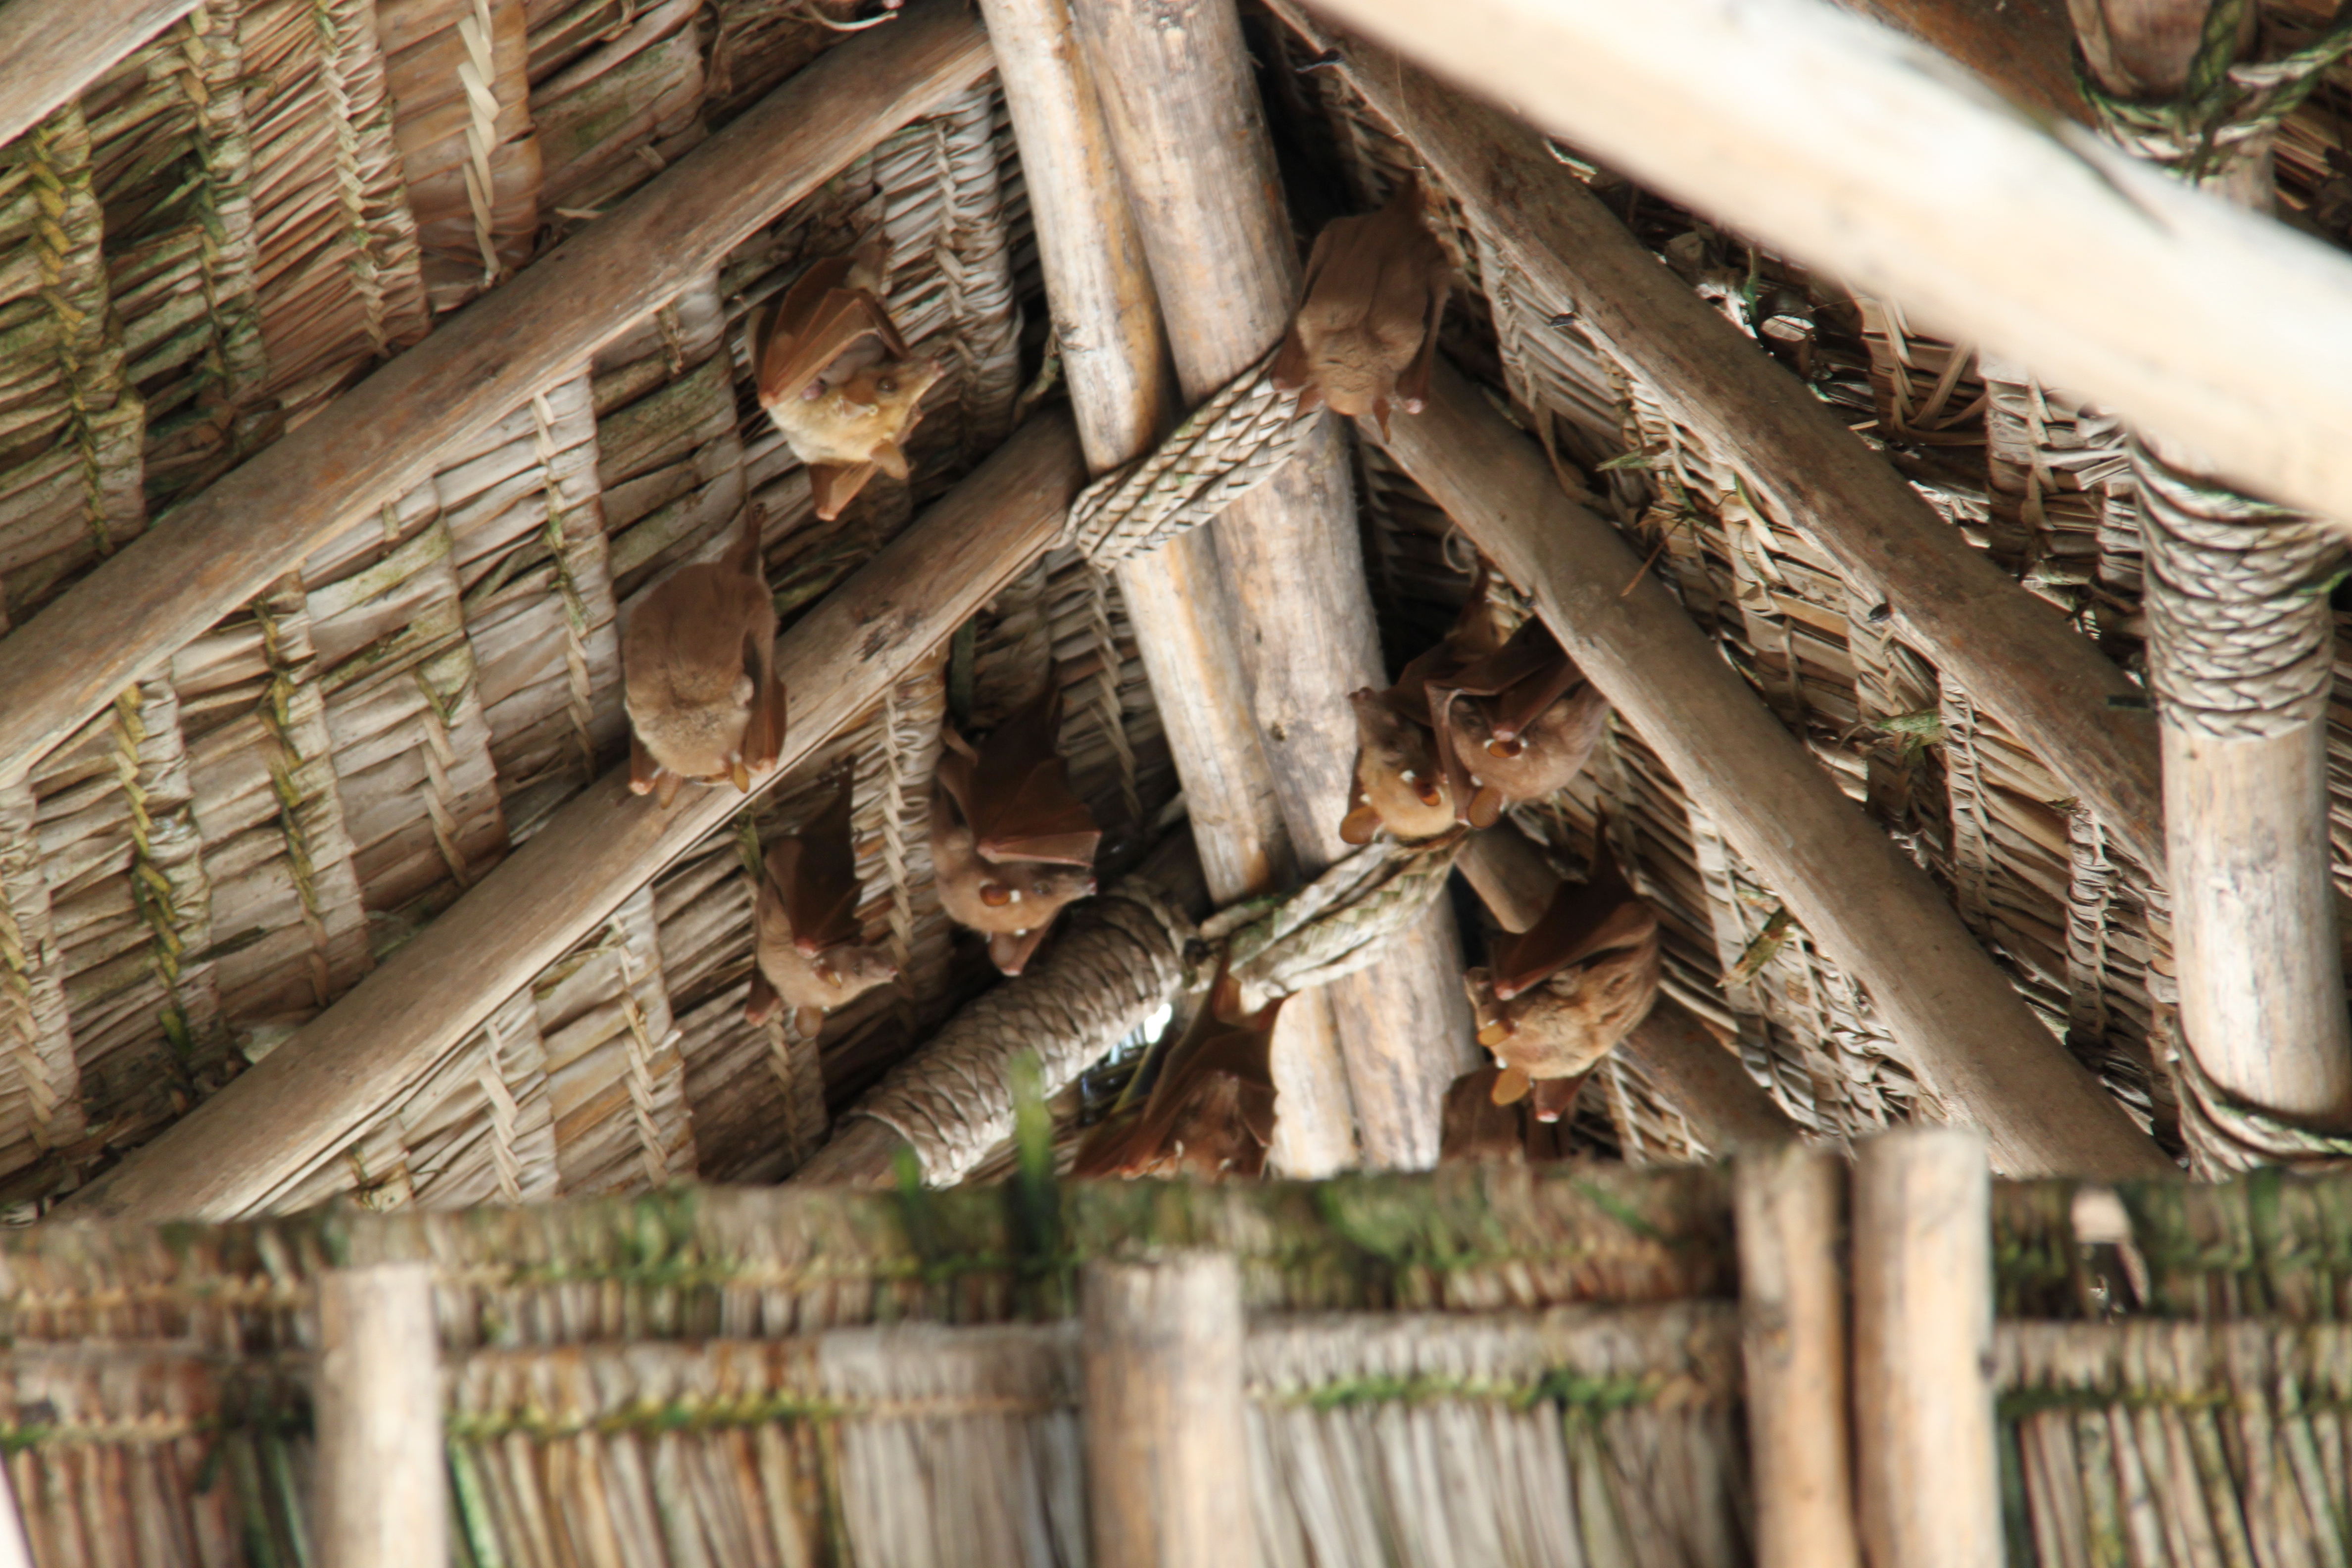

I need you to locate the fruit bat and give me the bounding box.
[1430,618,1610,829]
[930,684,1102,976]
[1463,834,1661,1118]
[1272,174,1450,439]
[1073,964,1281,1180]
[744,783,898,1036]
[622,507,788,807]
[749,243,946,522]
[1439,1063,1583,1164]
[1339,571,1501,845]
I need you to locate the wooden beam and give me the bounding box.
[1736,1144,1862,1568]
[1383,362,2169,1178]
[1268,18,2166,880]
[1082,1254,1253,1568]
[1072,0,1476,1170]
[64,414,1087,1223]
[1853,1128,2001,1568]
[0,0,202,154]
[0,0,994,788]
[314,1264,446,1568]
[1294,0,2352,534]
[1834,0,2086,125]
[974,0,1359,1175]
[1456,827,1802,1152]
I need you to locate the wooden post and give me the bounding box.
[0,0,202,153]
[1852,1128,2001,1568]
[1263,17,2166,878]
[1082,1253,1253,1568]
[1289,0,2352,532]
[315,1263,446,1568]
[975,0,1359,1174]
[1834,0,2086,124]
[0,0,994,788]
[0,1463,31,1568]
[1072,0,1477,1169]
[2069,0,2352,1143]
[1387,361,2170,1178]
[63,415,1087,1223]
[1737,1143,1862,1568]
[1456,827,1801,1151]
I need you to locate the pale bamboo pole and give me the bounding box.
[972,0,1358,1174]
[1291,0,2352,532]
[1836,0,2086,124]
[1852,1128,2001,1568]
[1071,0,1477,1168]
[66,415,1088,1222]
[0,1463,31,1568]
[1389,360,2170,1178]
[1081,1253,1253,1568]
[315,1263,446,1568]
[0,0,202,153]
[0,0,995,787]
[2069,0,2352,1148]
[1737,1142,1862,1568]
[1258,14,2166,877]
[1456,827,1802,1152]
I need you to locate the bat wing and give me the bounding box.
[1397,258,1449,411]
[757,287,898,407]
[1272,226,1338,395]
[988,927,1053,976]
[972,687,1101,867]
[1490,840,1659,1000]
[809,461,878,522]
[775,790,863,954]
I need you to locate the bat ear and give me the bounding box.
[989,928,1050,976]
[1467,783,1506,830]
[656,769,684,809]
[744,968,780,1026]
[1372,397,1394,441]
[870,440,910,482]
[1340,800,1381,845]
[1490,1066,1532,1106]
[629,731,658,796]
[810,461,878,520]
[793,1005,827,1039]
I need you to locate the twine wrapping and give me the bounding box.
[2170,1035,2352,1179]
[1202,833,1467,1015]
[1062,350,1323,567]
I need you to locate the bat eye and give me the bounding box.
[877,376,896,393]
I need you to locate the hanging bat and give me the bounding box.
[930,684,1102,976]
[1463,833,1661,1118]
[1431,618,1610,829]
[1438,1063,1582,1165]
[1073,964,1281,1180]
[1271,173,1451,439]
[1340,686,1457,844]
[622,506,788,807]
[748,243,946,522]
[744,782,898,1035]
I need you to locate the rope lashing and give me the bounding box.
[2137,439,2342,740]
[2077,0,2352,188]
[1061,349,1323,567]
[2171,1037,2352,1179]
[847,834,1460,1181]
[1201,832,1466,1015]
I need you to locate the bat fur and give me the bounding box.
[1271,173,1450,439]
[622,507,786,807]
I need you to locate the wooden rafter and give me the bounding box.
[0,0,203,153]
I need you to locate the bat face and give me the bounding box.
[1271,175,1450,439]
[1439,680,1610,825]
[1073,971,1281,1180]
[1343,686,1456,843]
[751,249,945,521]
[623,509,785,804]
[744,787,897,1027]
[929,780,1099,976]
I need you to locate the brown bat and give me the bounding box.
[749,243,946,522]
[622,507,787,807]
[1463,834,1661,1119]
[745,783,899,1036]
[1439,1064,1583,1164]
[1073,964,1281,1180]
[930,684,1102,976]
[1431,618,1611,829]
[1340,686,1457,845]
[1272,174,1451,439]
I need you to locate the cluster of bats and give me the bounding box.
[617,180,1662,1175]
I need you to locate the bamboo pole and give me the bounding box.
[1263,18,2166,880]
[1456,828,1802,1151]
[1736,1143,1862,1568]
[1836,0,2086,124]
[1082,1253,1252,1568]
[0,0,994,789]
[2069,0,2352,1143]
[971,0,1358,1174]
[0,1466,29,1568]
[0,0,203,154]
[64,414,1087,1223]
[1852,1128,2000,1568]
[1384,361,2169,1178]
[1291,0,2352,534]
[1071,0,1476,1169]
[315,1263,446,1568]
